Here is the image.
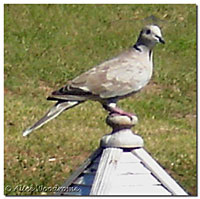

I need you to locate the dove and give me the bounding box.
[23,24,165,136]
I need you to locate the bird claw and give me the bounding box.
[110,112,135,121]
[108,107,136,121]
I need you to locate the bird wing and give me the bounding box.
[48,48,152,101]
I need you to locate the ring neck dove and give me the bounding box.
[23,24,165,137]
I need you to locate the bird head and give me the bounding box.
[136,24,165,49]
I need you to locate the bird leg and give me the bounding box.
[103,103,135,120]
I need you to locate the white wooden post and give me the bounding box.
[90,113,142,195]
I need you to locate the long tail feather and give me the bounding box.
[22,101,80,137]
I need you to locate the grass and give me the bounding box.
[4,4,196,195]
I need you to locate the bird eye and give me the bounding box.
[146,29,151,34]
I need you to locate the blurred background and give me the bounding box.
[4,4,196,195]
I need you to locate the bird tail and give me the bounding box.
[22,101,80,137]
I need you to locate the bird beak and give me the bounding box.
[158,36,165,44]
[155,35,165,44]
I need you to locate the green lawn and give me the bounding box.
[4,4,196,195]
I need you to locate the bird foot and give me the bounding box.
[109,107,136,121]
[103,104,136,120]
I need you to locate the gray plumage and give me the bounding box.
[23,24,165,137]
